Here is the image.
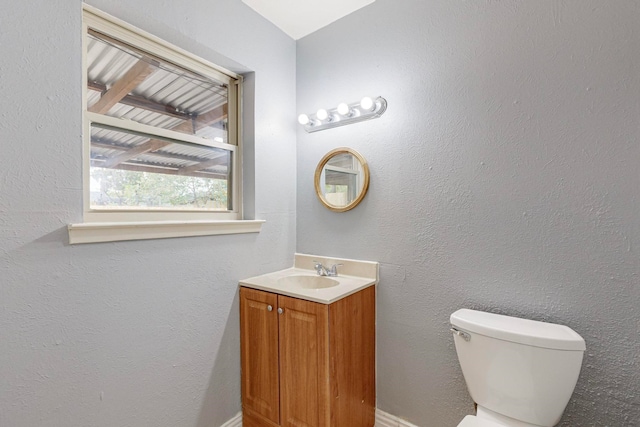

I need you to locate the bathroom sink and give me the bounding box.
[239,254,378,304]
[277,275,339,289]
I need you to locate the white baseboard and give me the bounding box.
[221,408,417,427]
[220,411,242,427]
[375,408,419,427]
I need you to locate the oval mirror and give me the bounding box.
[314,147,370,212]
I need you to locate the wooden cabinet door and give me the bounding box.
[278,295,330,427]
[240,288,280,425]
[329,286,376,427]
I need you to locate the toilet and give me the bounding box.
[450,309,586,427]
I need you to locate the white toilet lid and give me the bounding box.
[458,415,505,427]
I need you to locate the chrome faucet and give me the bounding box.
[313,261,343,277]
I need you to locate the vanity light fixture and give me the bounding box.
[299,96,387,133]
[298,114,310,125]
[316,109,329,121]
[336,103,352,116]
[360,96,375,111]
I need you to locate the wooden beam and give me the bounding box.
[171,120,195,134]
[88,80,191,120]
[92,139,223,164]
[97,114,199,169]
[178,154,229,175]
[89,80,227,128]
[90,94,227,171]
[87,28,228,127]
[103,140,169,169]
[89,58,158,114]
[99,138,165,168]
[194,104,228,130]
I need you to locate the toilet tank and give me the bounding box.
[450,309,586,427]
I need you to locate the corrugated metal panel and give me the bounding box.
[90,128,230,172]
[86,33,229,137]
[87,37,139,85]
[87,34,227,114]
[91,127,146,147]
[136,152,230,171]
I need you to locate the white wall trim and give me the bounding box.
[220,409,418,427]
[68,219,264,244]
[376,408,420,427]
[220,411,242,427]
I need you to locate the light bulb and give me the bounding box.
[360,96,375,111]
[316,109,329,121]
[298,114,310,125]
[337,103,350,116]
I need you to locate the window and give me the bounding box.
[69,5,263,244]
[322,153,365,206]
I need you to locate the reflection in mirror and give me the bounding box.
[315,148,369,212]
[322,153,363,206]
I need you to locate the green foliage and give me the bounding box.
[90,167,228,210]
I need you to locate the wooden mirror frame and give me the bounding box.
[314,147,370,212]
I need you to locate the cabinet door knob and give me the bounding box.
[277,308,284,314]
[267,305,273,312]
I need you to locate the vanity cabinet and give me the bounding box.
[240,286,375,427]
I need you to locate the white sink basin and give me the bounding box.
[240,255,378,304]
[277,275,339,289]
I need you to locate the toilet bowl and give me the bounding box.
[451,309,586,427]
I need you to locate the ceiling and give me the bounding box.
[87,32,232,183]
[242,0,375,40]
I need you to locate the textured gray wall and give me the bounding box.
[0,1,295,426]
[296,1,639,426]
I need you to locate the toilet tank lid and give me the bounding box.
[450,309,586,351]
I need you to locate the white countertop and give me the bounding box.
[239,254,378,304]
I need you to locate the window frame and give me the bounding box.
[69,5,263,244]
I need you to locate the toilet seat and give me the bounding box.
[457,415,505,427]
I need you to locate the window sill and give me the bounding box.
[68,219,265,244]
